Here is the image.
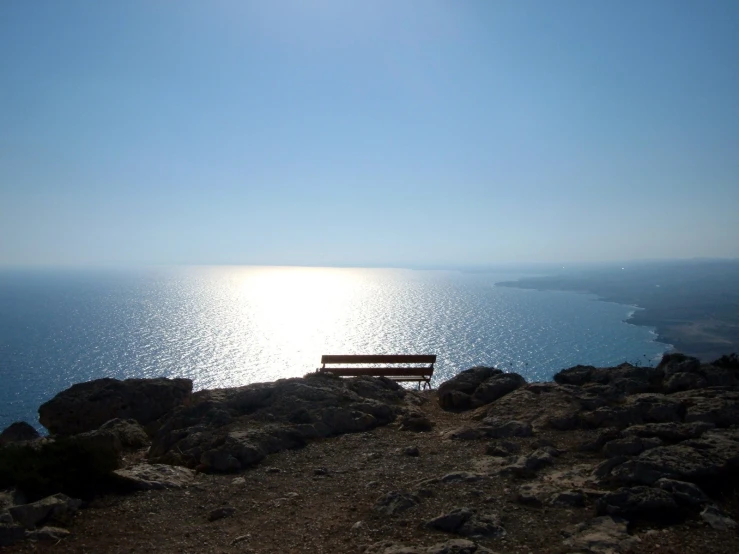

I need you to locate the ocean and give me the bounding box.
[0,266,669,431]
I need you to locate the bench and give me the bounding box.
[317,354,436,389]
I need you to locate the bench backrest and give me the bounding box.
[320,354,436,365]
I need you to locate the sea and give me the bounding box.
[0,266,670,432]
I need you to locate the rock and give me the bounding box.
[438,367,503,411]
[366,540,494,554]
[549,490,587,507]
[596,486,680,520]
[561,516,638,553]
[26,525,71,541]
[149,375,407,471]
[207,506,236,521]
[517,482,556,506]
[656,478,710,508]
[608,429,739,486]
[670,388,739,427]
[0,513,12,524]
[602,436,663,458]
[98,418,150,449]
[499,449,554,478]
[426,539,493,554]
[0,422,40,445]
[403,446,420,457]
[39,377,193,435]
[112,463,196,490]
[479,383,602,431]
[9,493,82,530]
[398,412,434,432]
[440,472,484,484]
[469,373,527,408]
[556,362,663,398]
[579,428,621,452]
[479,419,533,438]
[0,523,26,547]
[593,456,630,480]
[700,505,737,530]
[665,372,708,392]
[658,353,701,377]
[621,422,714,442]
[581,394,683,429]
[426,507,505,539]
[485,440,520,456]
[373,492,419,516]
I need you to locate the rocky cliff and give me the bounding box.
[0,353,737,553]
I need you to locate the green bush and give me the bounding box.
[0,438,119,501]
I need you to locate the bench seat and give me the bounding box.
[317,354,436,389]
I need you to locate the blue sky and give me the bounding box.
[1,0,738,267]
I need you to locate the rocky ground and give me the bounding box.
[1,353,738,553]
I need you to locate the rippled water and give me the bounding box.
[0,266,669,430]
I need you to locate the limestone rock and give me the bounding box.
[596,486,680,520]
[602,436,663,458]
[426,508,505,539]
[149,374,407,472]
[700,505,737,530]
[26,525,71,541]
[373,491,419,516]
[113,463,195,490]
[621,421,714,442]
[0,422,40,445]
[608,428,739,486]
[656,478,710,508]
[207,506,235,521]
[39,377,193,435]
[438,367,524,411]
[98,418,150,449]
[9,493,82,530]
[561,516,638,553]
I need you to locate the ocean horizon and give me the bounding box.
[0,266,670,431]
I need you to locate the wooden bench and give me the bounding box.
[317,354,436,389]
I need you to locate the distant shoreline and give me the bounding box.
[496,263,739,362]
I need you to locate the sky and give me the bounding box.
[1,0,738,268]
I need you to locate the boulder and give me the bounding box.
[425,507,505,539]
[438,367,525,411]
[669,388,739,427]
[602,436,663,458]
[656,478,710,508]
[561,516,638,553]
[621,422,714,442]
[39,377,193,435]
[0,422,40,446]
[608,429,739,486]
[596,486,680,521]
[9,493,81,530]
[112,464,195,490]
[98,419,150,449]
[472,383,595,431]
[373,491,419,516]
[149,374,408,472]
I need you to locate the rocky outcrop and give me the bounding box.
[0,422,40,446]
[148,373,411,472]
[438,367,525,411]
[38,377,193,435]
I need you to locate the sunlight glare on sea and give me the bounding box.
[0,266,669,429]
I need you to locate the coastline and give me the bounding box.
[496,274,736,362]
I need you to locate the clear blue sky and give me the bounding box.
[1,0,738,267]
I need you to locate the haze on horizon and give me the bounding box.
[1,1,738,269]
